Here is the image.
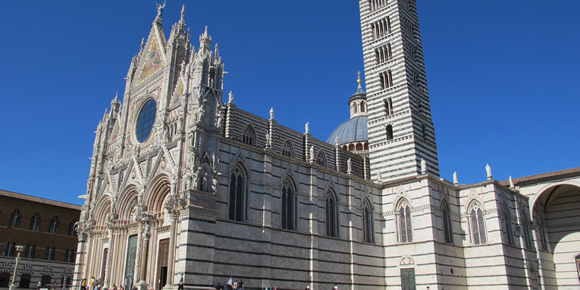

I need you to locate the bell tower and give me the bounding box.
[359,0,439,182]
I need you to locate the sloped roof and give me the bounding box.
[0,189,82,211]
[499,167,580,187]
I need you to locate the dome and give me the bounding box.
[326,115,368,145]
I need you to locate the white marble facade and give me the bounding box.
[73,2,580,290]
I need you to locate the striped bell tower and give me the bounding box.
[359,0,439,182]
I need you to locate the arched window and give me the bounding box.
[325,191,339,237]
[281,179,297,230]
[25,244,36,259]
[386,125,394,140]
[29,212,41,231]
[3,242,15,257]
[384,98,393,116]
[282,140,294,157]
[49,215,60,234]
[242,125,256,145]
[316,151,327,168]
[68,219,77,236]
[470,204,487,245]
[398,202,412,243]
[19,274,31,288]
[520,210,533,250]
[504,203,514,245]
[354,102,358,113]
[44,246,55,261]
[360,102,365,112]
[9,209,21,228]
[229,166,247,221]
[64,249,75,263]
[362,199,374,243]
[442,200,453,244]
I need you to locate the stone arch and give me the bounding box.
[117,184,140,220]
[530,182,580,288]
[145,174,172,214]
[92,196,112,226]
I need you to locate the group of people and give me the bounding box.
[80,277,126,290]
[214,277,244,289]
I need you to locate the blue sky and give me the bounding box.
[1,1,578,205]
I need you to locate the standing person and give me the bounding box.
[177,274,184,290]
[238,279,244,290]
[53,282,57,290]
[226,277,232,290]
[37,281,42,290]
[305,286,310,290]
[332,284,338,290]
[112,284,117,290]
[89,277,94,290]
[81,279,87,290]
[119,285,124,290]
[232,280,238,290]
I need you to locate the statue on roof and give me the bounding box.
[156,0,166,18]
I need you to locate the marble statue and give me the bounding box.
[228,91,234,104]
[509,176,514,189]
[453,171,458,185]
[347,158,352,173]
[305,122,309,134]
[421,158,427,175]
[270,107,274,120]
[486,163,492,180]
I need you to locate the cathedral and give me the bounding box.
[73,1,580,289]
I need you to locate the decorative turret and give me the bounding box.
[199,26,212,55]
[348,73,368,118]
[110,93,121,116]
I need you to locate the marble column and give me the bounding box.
[103,227,114,290]
[138,222,151,290]
[163,214,179,290]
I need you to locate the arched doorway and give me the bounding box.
[532,183,580,288]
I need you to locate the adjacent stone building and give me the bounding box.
[0,189,80,289]
[72,1,580,289]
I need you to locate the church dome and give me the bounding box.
[326,115,368,144]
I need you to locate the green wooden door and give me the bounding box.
[401,268,416,290]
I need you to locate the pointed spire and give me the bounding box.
[215,43,219,59]
[140,38,145,50]
[177,5,186,32]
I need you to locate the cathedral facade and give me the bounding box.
[73,1,580,289]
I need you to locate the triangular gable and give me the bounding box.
[137,37,164,84]
[135,22,167,85]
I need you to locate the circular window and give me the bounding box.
[135,99,157,143]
